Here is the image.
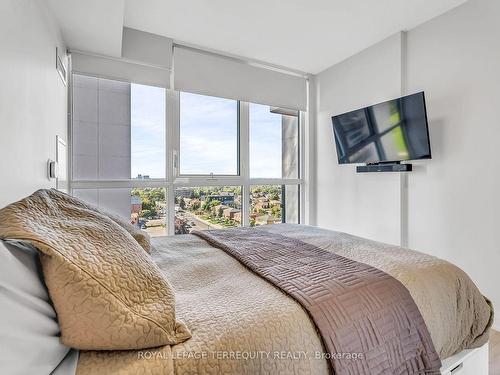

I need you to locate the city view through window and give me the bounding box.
[87,185,296,237]
[173,185,294,235]
[72,75,301,236]
[174,186,241,234]
[131,188,167,236]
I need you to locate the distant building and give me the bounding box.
[175,188,194,198]
[254,198,270,210]
[223,208,239,220]
[213,204,228,215]
[187,198,200,210]
[203,194,234,205]
[131,195,142,214]
[255,214,276,226]
[130,195,142,226]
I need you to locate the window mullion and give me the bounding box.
[299,110,306,225]
[239,101,250,227]
[166,89,179,235]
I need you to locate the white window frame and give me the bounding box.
[69,77,306,235]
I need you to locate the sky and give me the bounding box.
[131,86,286,179]
[248,102,283,178]
[131,83,166,178]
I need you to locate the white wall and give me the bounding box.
[0,0,67,208]
[405,0,500,329]
[315,33,403,246]
[315,0,500,329]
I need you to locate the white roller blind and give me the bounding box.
[174,47,307,111]
[122,27,172,69]
[71,52,171,88]
[71,28,173,88]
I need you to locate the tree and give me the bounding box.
[140,208,157,219]
[202,200,211,212]
[132,188,165,213]
[179,198,186,210]
[141,199,155,213]
[191,201,200,211]
[271,205,281,219]
[218,206,224,218]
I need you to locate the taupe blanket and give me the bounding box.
[193,227,442,374]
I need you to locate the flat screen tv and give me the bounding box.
[332,92,431,165]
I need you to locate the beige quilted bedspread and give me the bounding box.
[77,224,492,375]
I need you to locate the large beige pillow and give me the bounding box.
[100,208,152,252]
[0,189,190,350]
[49,189,152,253]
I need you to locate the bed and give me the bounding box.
[77,224,492,375]
[0,190,493,375]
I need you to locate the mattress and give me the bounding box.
[76,224,492,375]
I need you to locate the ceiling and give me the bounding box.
[47,0,124,57]
[47,0,467,74]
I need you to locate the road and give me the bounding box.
[177,210,222,232]
[143,217,167,237]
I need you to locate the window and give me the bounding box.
[250,185,299,226]
[73,188,168,237]
[179,92,238,175]
[174,186,242,234]
[71,73,304,236]
[131,84,166,179]
[249,103,299,179]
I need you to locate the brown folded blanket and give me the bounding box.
[193,227,442,375]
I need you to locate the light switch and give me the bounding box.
[47,159,58,179]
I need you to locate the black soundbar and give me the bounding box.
[356,163,412,173]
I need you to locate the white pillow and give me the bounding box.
[0,240,78,375]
